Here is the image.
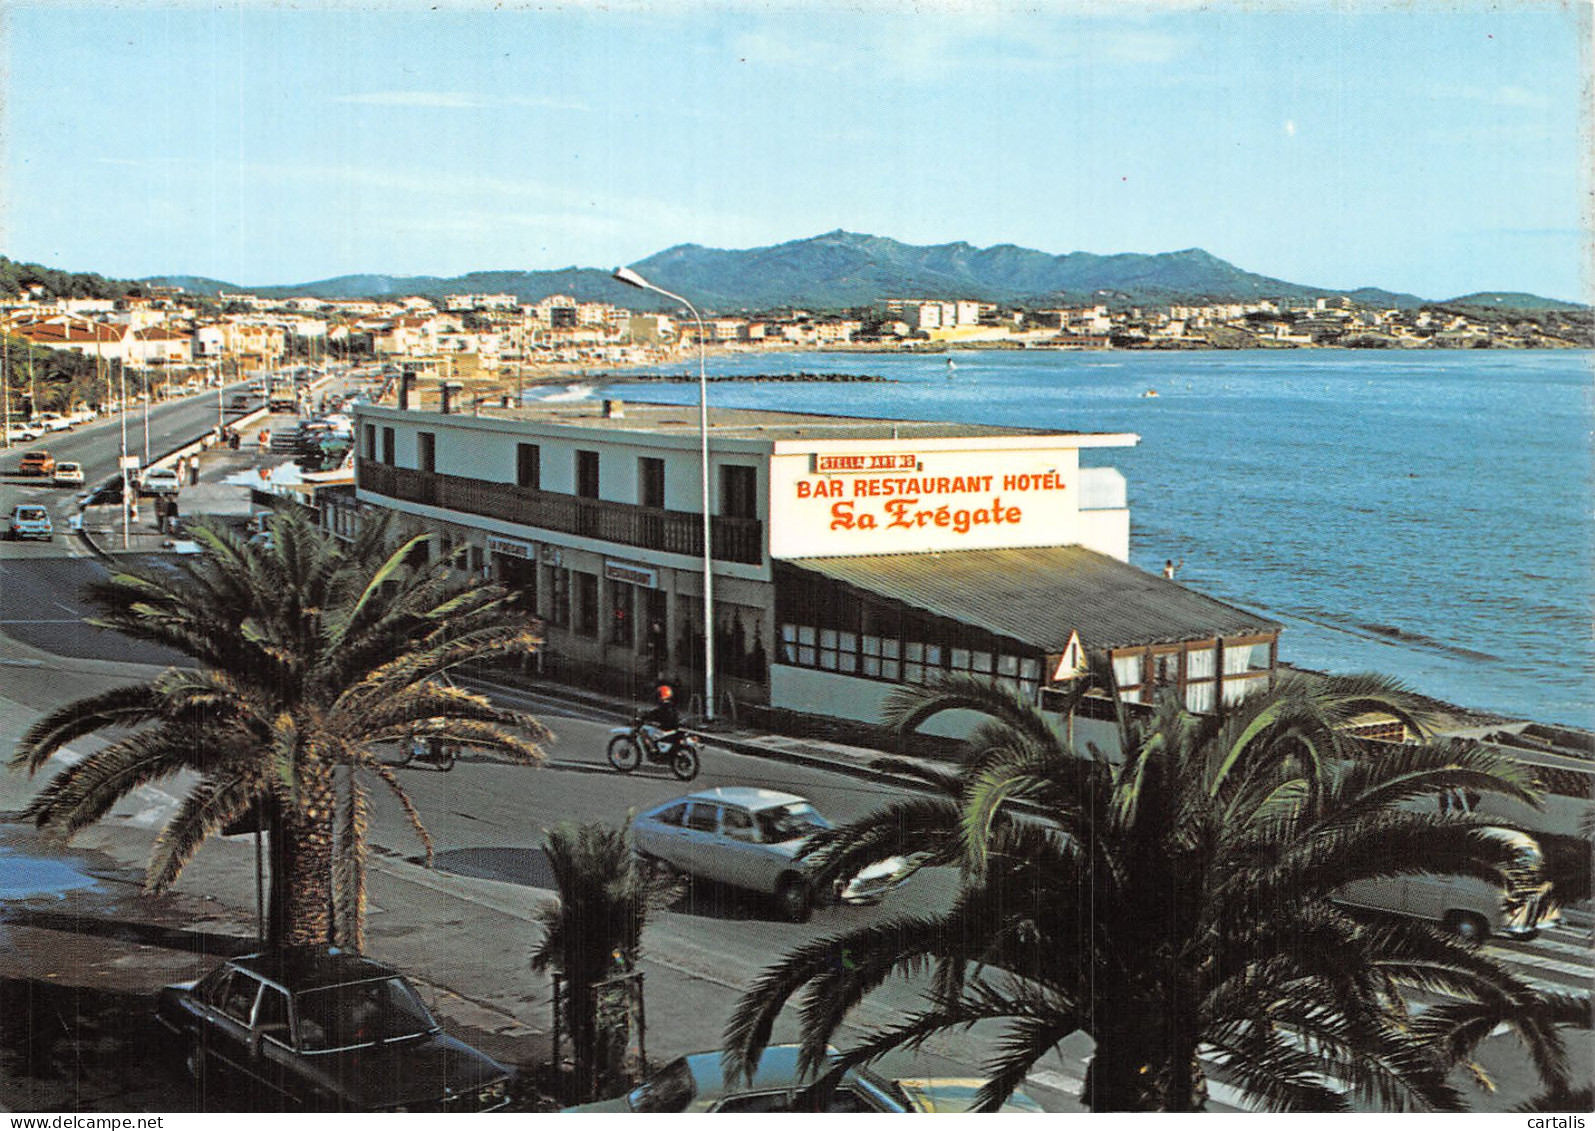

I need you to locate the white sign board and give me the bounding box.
[1051,631,1086,682]
[119,455,142,470]
[768,444,1084,559]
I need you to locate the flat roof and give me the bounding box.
[363,399,1134,446]
[782,545,1282,652]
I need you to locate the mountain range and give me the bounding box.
[145,230,1582,313]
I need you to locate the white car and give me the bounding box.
[140,466,182,496]
[6,424,43,443]
[52,461,85,486]
[34,413,73,433]
[634,787,914,922]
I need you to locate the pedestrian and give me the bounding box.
[258,429,270,454]
[1163,558,1183,580]
[189,457,200,485]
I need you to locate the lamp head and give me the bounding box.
[612,266,651,290]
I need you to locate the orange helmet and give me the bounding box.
[657,684,673,702]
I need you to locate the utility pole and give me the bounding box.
[2,333,11,450]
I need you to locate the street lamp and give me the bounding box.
[612,266,716,722]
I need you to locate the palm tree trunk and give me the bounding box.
[278,764,339,947]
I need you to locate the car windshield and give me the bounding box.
[627,1057,697,1112]
[16,507,46,520]
[295,976,437,1051]
[756,802,830,844]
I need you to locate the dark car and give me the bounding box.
[155,947,511,1111]
[78,477,127,507]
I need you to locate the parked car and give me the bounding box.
[52,461,85,486]
[33,413,73,433]
[155,948,512,1111]
[17,449,55,476]
[8,504,53,541]
[633,787,913,922]
[564,1044,1045,1113]
[79,477,127,507]
[6,423,44,442]
[1334,826,1562,941]
[140,466,182,496]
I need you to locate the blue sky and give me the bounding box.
[3,1,1588,301]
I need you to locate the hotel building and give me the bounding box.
[352,394,1281,749]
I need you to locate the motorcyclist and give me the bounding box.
[639,682,681,760]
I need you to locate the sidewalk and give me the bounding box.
[75,412,311,555]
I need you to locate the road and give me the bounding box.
[0,400,1587,1113]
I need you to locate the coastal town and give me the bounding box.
[2,280,1586,430]
[2,0,1590,1115]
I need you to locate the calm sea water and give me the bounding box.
[587,349,1594,729]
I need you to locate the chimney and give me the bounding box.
[603,398,624,419]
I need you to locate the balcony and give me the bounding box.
[358,461,763,565]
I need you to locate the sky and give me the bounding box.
[2,0,1589,302]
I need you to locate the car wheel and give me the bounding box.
[776,875,813,923]
[1444,911,1489,943]
[606,735,641,773]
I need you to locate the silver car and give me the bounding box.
[633,786,911,922]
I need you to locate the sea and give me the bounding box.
[573,348,1593,730]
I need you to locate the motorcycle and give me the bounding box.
[401,735,458,772]
[607,712,701,781]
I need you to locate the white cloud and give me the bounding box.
[1283,119,1297,137]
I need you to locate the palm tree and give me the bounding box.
[532,820,653,1103]
[726,672,1572,1112]
[11,509,550,948]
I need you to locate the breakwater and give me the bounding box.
[604,370,891,384]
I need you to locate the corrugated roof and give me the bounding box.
[784,545,1282,652]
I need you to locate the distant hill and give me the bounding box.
[626,231,1432,311]
[1439,291,1587,312]
[26,232,1570,314]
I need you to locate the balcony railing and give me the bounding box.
[358,461,763,565]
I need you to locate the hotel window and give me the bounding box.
[860,634,899,680]
[1221,638,1273,705]
[608,580,635,647]
[574,571,599,637]
[780,623,816,666]
[903,642,926,684]
[576,450,600,498]
[417,431,435,473]
[1018,658,1041,698]
[516,444,541,489]
[638,457,665,508]
[547,566,571,628]
[1185,646,1216,713]
[836,631,858,674]
[721,465,757,519]
[363,423,377,461]
[381,427,395,466]
[1112,652,1144,704]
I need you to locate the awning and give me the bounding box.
[780,545,1282,653]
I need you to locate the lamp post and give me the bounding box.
[119,358,130,550]
[612,266,716,721]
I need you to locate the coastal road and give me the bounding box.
[0,441,1587,1110]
